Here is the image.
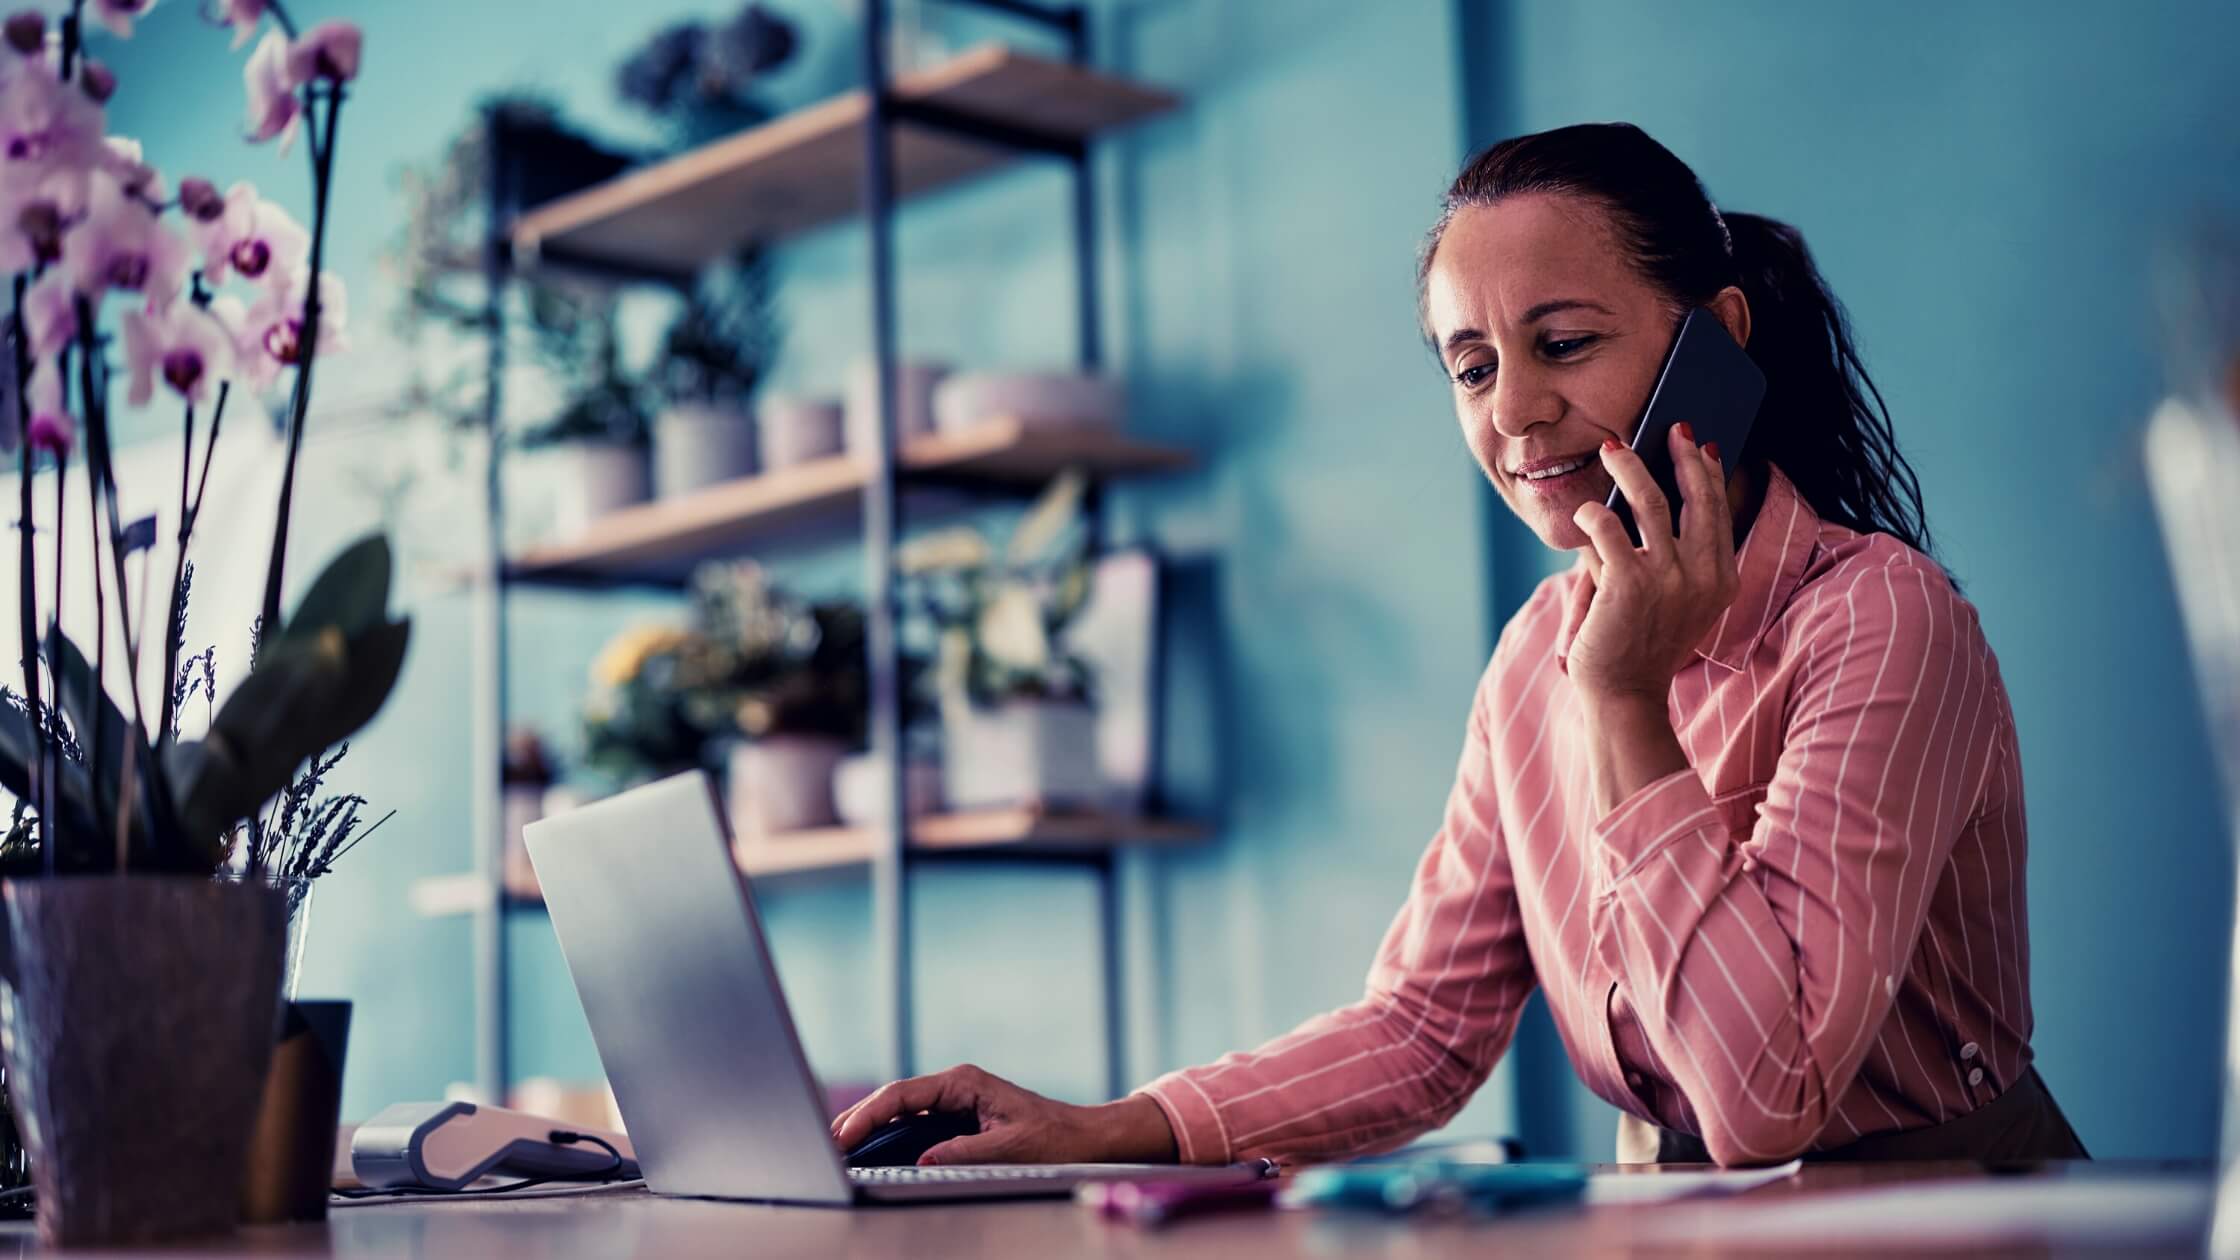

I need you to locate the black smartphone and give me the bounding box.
[1605,307,1767,546]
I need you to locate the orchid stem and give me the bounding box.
[10,277,48,870]
[258,85,342,635]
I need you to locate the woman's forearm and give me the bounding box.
[1581,690,1691,818]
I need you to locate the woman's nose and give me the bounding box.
[1488,365,1559,439]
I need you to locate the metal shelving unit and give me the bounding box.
[451,0,1189,1107]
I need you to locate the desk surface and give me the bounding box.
[0,1161,2212,1257]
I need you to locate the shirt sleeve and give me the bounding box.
[1134,668,1536,1167]
[1587,557,2008,1165]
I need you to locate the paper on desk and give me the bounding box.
[1584,1158,1802,1205]
[1638,1173,2211,1250]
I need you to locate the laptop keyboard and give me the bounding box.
[848,1165,1078,1184]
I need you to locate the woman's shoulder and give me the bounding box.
[1780,526,1989,671]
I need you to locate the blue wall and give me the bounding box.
[86,0,2238,1163]
[1468,0,2240,1160]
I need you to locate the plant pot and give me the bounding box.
[727,736,848,840]
[655,402,757,497]
[220,873,315,1002]
[845,358,948,456]
[930,371,1124,436]
[553,443,650,536]
[942,698,1102,811]
[0,876,287,1248]
[240,1000,350,1225]
[832,752,944,828]
[755,395,844,471]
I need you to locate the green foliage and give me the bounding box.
[0,534,412,876]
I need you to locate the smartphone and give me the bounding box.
[1605,307,1766,546]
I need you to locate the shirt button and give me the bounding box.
[1960,1042,1979,1061]
[1885,976,1898,997]
[1968,1067,1985,1087]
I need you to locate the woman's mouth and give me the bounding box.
[1513,452,1603,496]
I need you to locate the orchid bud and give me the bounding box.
[80,60,117,104]
[3,11,41,55]
[178,178,224,222]
[17,201,60,265]
[26,411,72,457]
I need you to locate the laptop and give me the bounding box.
[523,771,1274,1204]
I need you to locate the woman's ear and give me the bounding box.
[1707,285,1752,349]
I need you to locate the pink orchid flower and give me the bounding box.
[24,360,71,456]
[101,135,165,204]
[204,0,267,50]
[0,55,107,207]
[215,269,347,391]
[61,171,190,305]
[187,180,304,287]
[123,300,233,407]
[89,0,161,40]
[23,267,77,357]
[242,27,299,150]
[284,20,361,85]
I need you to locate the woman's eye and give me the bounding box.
[1546,335,1598,358]
[1455,363,1494,388]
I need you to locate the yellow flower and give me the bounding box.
[591,624,691,689]
[897,527,991,575]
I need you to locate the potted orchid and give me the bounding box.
[651,247,774,498]
[898,470,1101,811]
[0,2,405,1247]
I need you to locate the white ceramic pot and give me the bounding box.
[756,395,845,471]
[930,372,1124,436]
[553,443,650,536]
[727,735,848,840]
[832,752,944,828]
[942,698,1101,811]
[656,402,756,496]
[845,358,949,456]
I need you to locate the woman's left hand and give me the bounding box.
[1562,424,1741,703]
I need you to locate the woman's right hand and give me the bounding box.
[829,1063,1180,1166]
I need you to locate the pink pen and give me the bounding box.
[1077,1173,1282,1228]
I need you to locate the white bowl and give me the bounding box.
[756,395,844,470]
[845,359,949,455]
[930,371,1124,436]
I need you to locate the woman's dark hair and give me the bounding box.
[1418,122,1935,562]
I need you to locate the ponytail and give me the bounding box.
[1723,212,1934,558]
[1419,124,1939,566]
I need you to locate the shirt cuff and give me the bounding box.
[1134,1072,1230,1166]
[1592,767,1722,888]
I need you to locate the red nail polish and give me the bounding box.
[1678,421,1695,442]
[1602,438,1621,452]
[1706,441,1721,463]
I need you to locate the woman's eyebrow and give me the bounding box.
[1442,299,1617,353]
[1523,298,1614,322]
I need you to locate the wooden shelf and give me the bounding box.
[509,44,1178,276]
[409,808,1206,916]
[508,418,1191,585]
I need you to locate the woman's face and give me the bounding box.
[1424,193,1714,551]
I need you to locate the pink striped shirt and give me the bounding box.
[1139,464,2031,1167]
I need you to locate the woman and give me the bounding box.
[831,123,2086,1167]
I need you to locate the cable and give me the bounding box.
[332,1129,637,1202]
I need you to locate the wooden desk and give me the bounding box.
[0,1161,2210,1257]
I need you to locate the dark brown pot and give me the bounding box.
[0,877,286,1248]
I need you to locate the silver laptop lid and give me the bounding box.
[524,772,853,1204]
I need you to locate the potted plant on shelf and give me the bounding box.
[691,562,868,840]
[616,3,797,151]
[382,93,648,542]
[519,304,653,536]
[0,5,404,1244]
[652,247,777,498]
[899,471,1102,812]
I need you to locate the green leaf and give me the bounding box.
[275,534,393,645]
[174,615,413,843]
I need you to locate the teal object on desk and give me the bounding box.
[1284,1161,1588,1216]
